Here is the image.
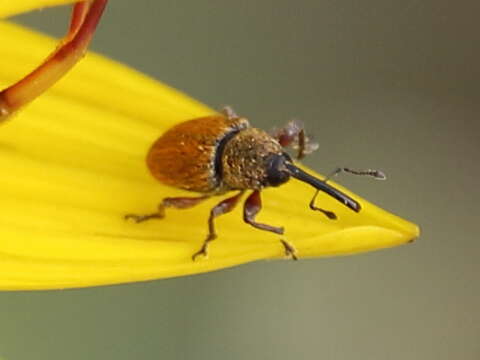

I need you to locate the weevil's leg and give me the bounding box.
[324,167,386,182]
[280,239,298,260]
[271,120,302,148]
[192,191,245,261]
[270,120,318,160]
[296,127,306,159]
[0,0,108,123]
[244,191,299,259]
[221,106,239,120]
[243,190,284,234]
[309,190,337,220]
[125,195,210,223]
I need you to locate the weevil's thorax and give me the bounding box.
[220,128,287,190]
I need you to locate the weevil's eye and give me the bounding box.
[265,153,291,187]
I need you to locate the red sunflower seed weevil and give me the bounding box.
[125,106,386,260]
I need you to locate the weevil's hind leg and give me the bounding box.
[324,167,387,182]
[125,195,210,223]
[192,191,245,261]
[270,120,318,160]
[243,190,284,234]
[309,190,337,220]
[0,0,108,123]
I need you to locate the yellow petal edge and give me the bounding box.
[0,12,419,290]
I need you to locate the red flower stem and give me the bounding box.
[0,0,108,123]
[69,2,91,37]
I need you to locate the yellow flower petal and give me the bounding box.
[0,0,77,19]
[0,21,419,290]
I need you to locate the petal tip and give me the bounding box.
[405,222,420,244]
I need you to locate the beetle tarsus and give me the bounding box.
[124,213,162,223]
[191,234,216,261]
[280,239,298,260]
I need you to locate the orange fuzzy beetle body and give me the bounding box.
[147,115,250,193]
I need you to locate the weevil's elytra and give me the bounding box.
[147,115,249,193]
[126,107,385,260]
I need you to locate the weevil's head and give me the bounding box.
[263,150,362,213]
[219,126,361,213]
[263,152,292,187]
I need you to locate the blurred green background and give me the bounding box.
[3,0,479,359]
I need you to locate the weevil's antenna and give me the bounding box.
[284,162,361,212]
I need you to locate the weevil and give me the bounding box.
[126,107,385,260]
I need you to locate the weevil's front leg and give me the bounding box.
[243,190,284,234]
[270,120,318,160]
[125,195,210,223]
[192,191,245,261]
[0,0,108,123]
[243,190,298,260]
